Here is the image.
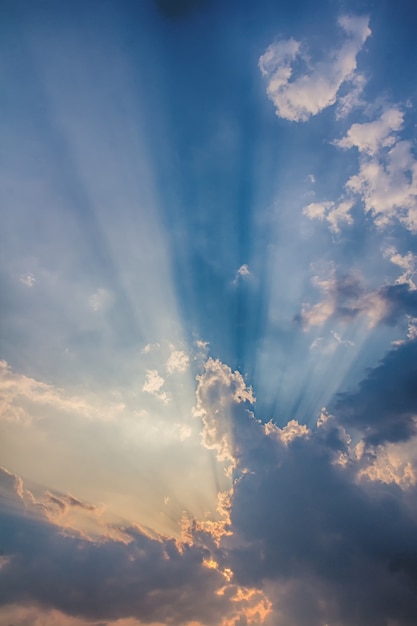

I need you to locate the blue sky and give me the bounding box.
[1,1,417,625]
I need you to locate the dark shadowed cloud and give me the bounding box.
[334,339,417,444]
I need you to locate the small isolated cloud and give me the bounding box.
[259,15,371,122]
[233,264,251,285]
[303,200,354,233]
[310,330,354,352]
[141,342,161,354]
[167,350,190,374]
[384,247,417,290]
[89,287,112,311]
[142,369,169,403]
[19,272,36,287]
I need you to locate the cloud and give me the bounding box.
[142,369,169,403]
[297,270,417,330]
[190,360,417,626]
[166,350,190,374]
[0,466,274,626]
[193,358,255,468]
[309,107,417,234]
[303,200,354,233]
[19,272,36,287]
[89,288,112,312]
[335,107,404,155]
[3,352,417,626]
[259,15,371,122]
[334,339,417,444]
[384,247,417,290]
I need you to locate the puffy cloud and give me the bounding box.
[335,107,404,155]
[346,138,417,232]
[193,358,255,468]
[142,369,169,403]
[259,15,371,122]
[166,350,190,374]
[303,200,354,233]
[310,107,417,234]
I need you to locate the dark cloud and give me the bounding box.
[227,424,417,626]
[334,339,417,444]
[193,361,417,626]
[0,469,229,625]
[378,283,417,325]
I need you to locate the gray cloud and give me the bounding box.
[227,420,417,626]
[334,339,417,444]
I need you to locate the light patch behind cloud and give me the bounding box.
[89,287,112,311]
[259,15,371,122]
[19,272,36,287]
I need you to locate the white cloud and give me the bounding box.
[345,139,417,232]
[311,107,417,234]
[259,15,371,122]
[142,369,169,403]
[335,107,404,155]
[303,200,354,233]
[384,247,417,290]
[166,350,190,374]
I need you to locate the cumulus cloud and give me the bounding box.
[259,15,371,122]
[309,107,417,234]
[166,350,190,374]
[335,107,404,155]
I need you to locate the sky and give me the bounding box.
[1,0,417,624]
